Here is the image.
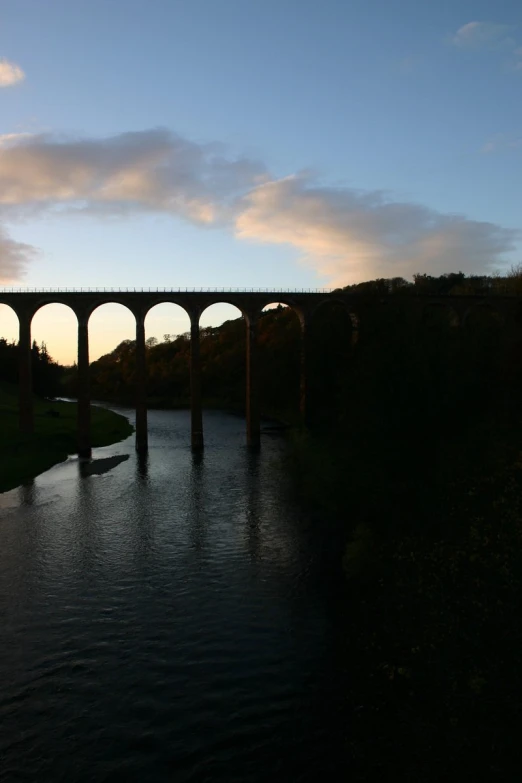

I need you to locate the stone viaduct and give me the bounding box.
[0,288,520,456]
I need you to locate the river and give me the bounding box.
[0,408,351,782]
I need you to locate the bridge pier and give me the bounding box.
[0,288,407,452]
[135,315,148,453]
[299,312,313,428]
[77,315,91,457]
[190,314,203,450]
[246,313,260,448]
[18,312,33,435]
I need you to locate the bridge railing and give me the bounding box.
[0,287,335,294]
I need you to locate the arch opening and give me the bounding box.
[199,303,245,412]
[88,303,137,405]
[30,303,78,399]
[144,303,191,408]
[463,304,504,331]
[421,304,460,330]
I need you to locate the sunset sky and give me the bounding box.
[1,0,522,363]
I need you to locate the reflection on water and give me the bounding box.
[0,409,350,782]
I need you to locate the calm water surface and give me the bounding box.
[0,409,351,782]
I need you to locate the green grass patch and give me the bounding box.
[0,382,134,493]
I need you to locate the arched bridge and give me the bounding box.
[1,288,520,455]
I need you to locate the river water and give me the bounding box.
[0,408,351,782]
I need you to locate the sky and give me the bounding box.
[1,0,521,363]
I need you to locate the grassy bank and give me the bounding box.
[0,382,134,493]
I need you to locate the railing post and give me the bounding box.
[18,310,33,434]
[135,314,148,453]
[246,312,260,447]
[77,313,91,457]
[190,312,204,449]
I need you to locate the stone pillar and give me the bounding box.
[190,313,203,450]
[299,311,313,428]
[135,315,148,453]
[246,313,260,447]
[18,311,33,434]
[77,314,91,457]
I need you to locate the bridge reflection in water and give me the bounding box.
[0,288,516,454]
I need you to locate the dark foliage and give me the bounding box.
[0,338,64,397]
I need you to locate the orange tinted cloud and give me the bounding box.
[0,130,517,286]
[235,174,517,285]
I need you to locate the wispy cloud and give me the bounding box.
[450,21,522,70]
[481,133,522,153]
[0,129,266,223]
[0,132,34,146]
[0,58,25,87]
[0,128,517,285]
[0,224,37,283]
[235,174,517,286]
[451,21,514,49]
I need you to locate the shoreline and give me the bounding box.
[0,388,134,494]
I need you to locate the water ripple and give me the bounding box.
[0,409,350,782]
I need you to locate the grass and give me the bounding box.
[0,382,134,493]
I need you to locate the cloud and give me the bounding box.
[0,58,25,87]
[0,132,33,146]
[481,133,522,153]
[450,21,522,70]
[0,223,37,283]
[0,128,265,224]
[451,21,515,50]
[0,128,517,286]
[235,174,518,285]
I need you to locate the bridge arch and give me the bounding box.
[310,297,360,345]
[199,300,247,325]
[462,302,504,329]
[144,302,191,409]
[86,298,138,325]
[29,297,80,321]
[88,301,137,368]
[256,296,306,323]
[31,302,78,361]
[421,303,460,329]
[259,303,302,421]
[198,300,245,396]
[142,297,192,323]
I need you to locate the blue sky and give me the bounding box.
[1,0,522,362]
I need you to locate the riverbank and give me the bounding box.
[0,383,134,493]
[288,432,522,778]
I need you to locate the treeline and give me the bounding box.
[337,266,522,296]
[0,338,64,397]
